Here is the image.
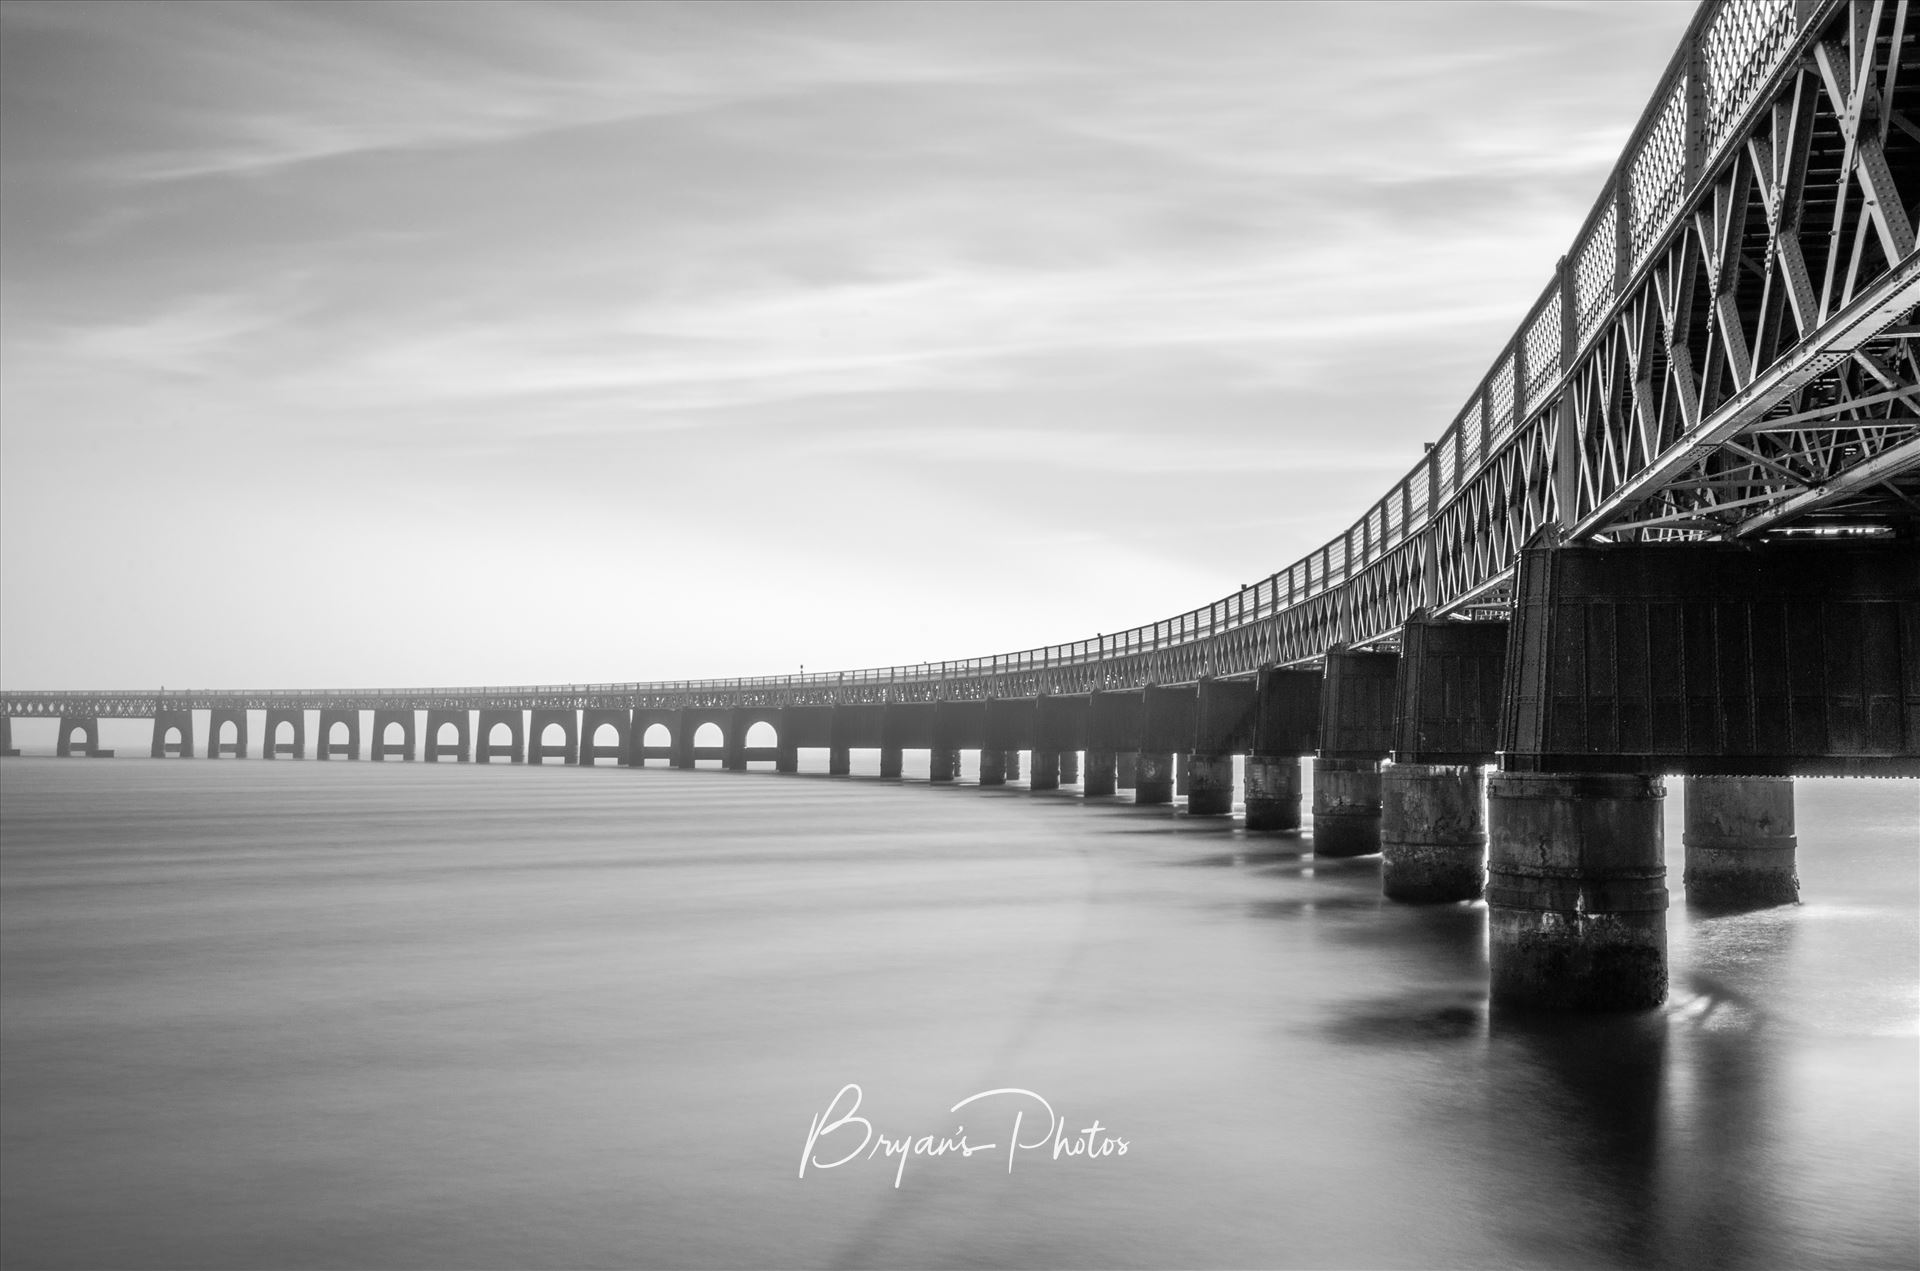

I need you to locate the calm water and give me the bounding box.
[1,757,1915,1270]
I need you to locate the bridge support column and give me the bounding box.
[264,709,305,759]
[776,741,799,774]
[1116,752,1137,791]
[527,709,577,764]
[828,745,850,776]
[1185,754,1234,815]
[580,709,630,766]
[425,710,469,763]
[0,717,15,757]
[1084,750,1116,796]
[1061,750,1079,784]
[151,710,195,758]
[1030,750,1060,791]
[208,709,247,758]
[1005,750,1022,781]
[476,710,524,764]
[57,715,111,758]
[1174,753,1189,796]
[1487,772,1668,1011]
[978,749,1006,786]
[1683,776,1799,909]
[1244,757,1302,831]
[371,709,415,761]
[879,746,903,779]
[1311,758,1381,856]
[1381,763,1485,902]
[929,748,959,782]
[317,709,360,760]
[1134,753,1173,804]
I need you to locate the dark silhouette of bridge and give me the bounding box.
[4,0,1916,1011]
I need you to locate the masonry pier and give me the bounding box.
[318,709,359,760]
[1487,771,1669,1010]
[57,715,111,758]
[209,709,247,758]
[425,709,469,762]
[372,709,414,761]
[151,710,194,759]
[1380,615,1506,900]
[1312,649,1396,855]
[1683,776,1799,908]
[1246,667,1319,831]
[264,709,304,759]
[1188,677,1255,816]
[581,708,629,766]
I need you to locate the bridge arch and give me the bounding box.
[372,709,415,762]
[264,709,304,759]
[56,714,105,758]
[476,709,524,764]
[425,709,468,763]
[528,709,577,764]
[149,710,194,759]
[581,708,632,767]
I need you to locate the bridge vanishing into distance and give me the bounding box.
[4,0,1918,1011]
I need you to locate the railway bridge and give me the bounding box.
[4,0,1917,1010]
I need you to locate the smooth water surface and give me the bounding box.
[2,759,1915,1269]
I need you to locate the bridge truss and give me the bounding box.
[3,0,1915,721]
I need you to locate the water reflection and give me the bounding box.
[0,762,1913,1270]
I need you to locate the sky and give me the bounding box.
[0,0,1697,690]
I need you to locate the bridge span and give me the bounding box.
[4,0,1917,1011]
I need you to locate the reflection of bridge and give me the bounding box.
[4,0,1917,1011]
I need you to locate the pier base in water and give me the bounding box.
[1185,754,1234,815]
[1381,763,1485,902]
[1084,750,1116,796]
[1312,758,1381,856]
[1683,776,1798,909]
[978,749,1007,787]
[1244,756,1302,831]
[1030,750,1060,791]
[1488,771,1667,1011]
[1135,753,1174,804]
[929,748,958,782]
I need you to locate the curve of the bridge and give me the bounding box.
[4,0,1916,722]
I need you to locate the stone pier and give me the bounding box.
[1311,758,1382,856]
[828,745,851,776]
[1084,749,1117,796]
[1380,763,1485,901]
[1683,776,1799,908]
[1135,752,1174,804]
[1116,752,1137,790]
[1030,749,1060,791]
[928,748,959,782]
[1487,771,1668,1010]
[1185,754,1234,815]
[978,749,1007,786]
[1061,750,1079,784]
[1244,756,1302,831]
